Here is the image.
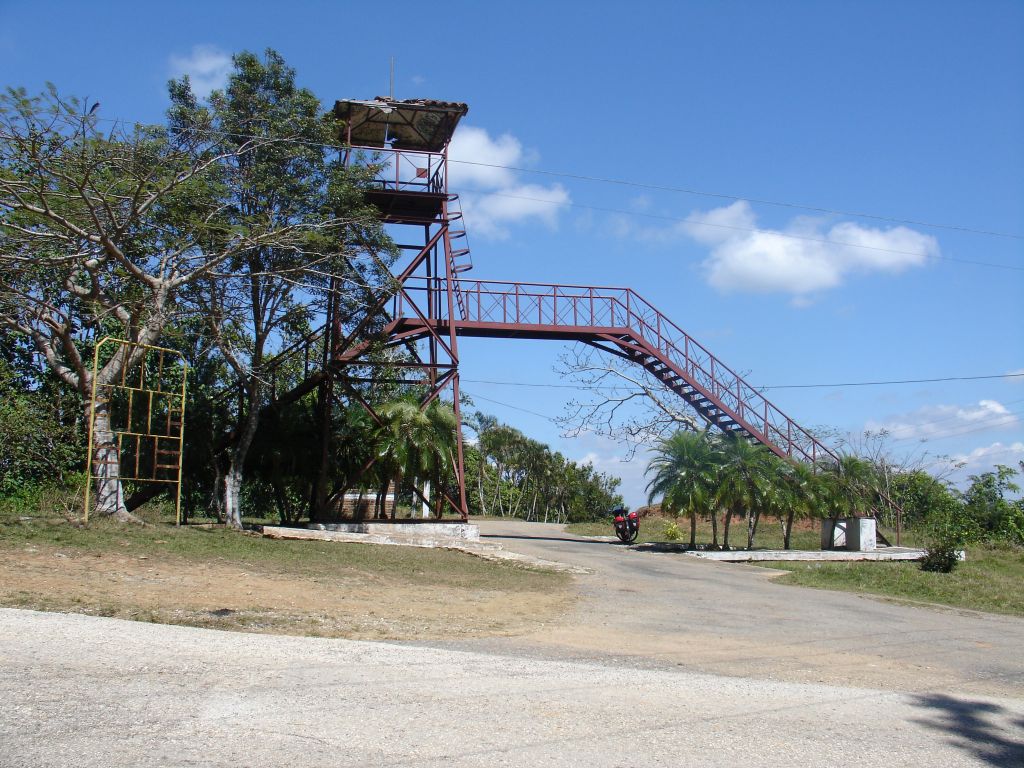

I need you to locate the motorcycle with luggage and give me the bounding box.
[612,506,639,544]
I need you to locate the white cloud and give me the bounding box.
[577,448,650,509]
[866,399,1018,441]
[460,183,570,239]
[948,441,1024,476]
[169,45,232,99]
[663,201,938,298]
[448,126,569,239]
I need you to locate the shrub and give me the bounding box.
[920,497,975,573]
[920,543,961,573]
[998,504,1024,547]
[663,521,683,541]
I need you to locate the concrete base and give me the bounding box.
[309,521,480,541]
[821,517,877,552]
[846,518,877,552]
[681,547,927,562]
[259,524,585,573]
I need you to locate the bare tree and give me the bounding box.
[555,343,700,457]
[0,85,317,521]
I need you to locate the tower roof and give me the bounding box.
[333,97,469,152]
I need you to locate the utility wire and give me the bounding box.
[478,191,1024,273]
[887,407,1024,444]
[85,114,1024,250]
[464,390,649,449]
[449,160,1024,241]
[464,371,1024,392]
[878,397,1024,434]
[762,372,1024,390]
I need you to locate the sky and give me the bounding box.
[3,0,1022,506]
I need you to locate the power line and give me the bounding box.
[463,390,649,449]
[478,191,1024,273]
[84,115,1024,265]
[468,379,1024,440]
[464,371,1024,392]
[889,412,1023,444]
[879,397,1024,435]
[449,159,1024,241]
[465,391,559,422]
[762,372,1024,390]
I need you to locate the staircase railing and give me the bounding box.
[394,278,838,465]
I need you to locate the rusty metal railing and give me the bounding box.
[394,278,838,465]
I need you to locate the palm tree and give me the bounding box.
[834,454,881,518]
[645,430,720,548]
[713,434,776,550]
[373,397,458,519]
[779,460,829,549]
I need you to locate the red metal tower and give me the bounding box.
[330,97,474,519]
[323,96,847,524]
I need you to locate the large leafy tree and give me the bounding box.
[167,49,390,528]
[963,464,1021,537]
[468,411,622,523]
[0,85,301,521]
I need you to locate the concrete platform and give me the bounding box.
[259,524,587,573]
[633,544,928,562]
[310,520,480,541]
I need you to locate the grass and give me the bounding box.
[567,515,824,549]
[764,544,1024,617]
[566,514,925,550]
[567,513,1023,617]
[0,505,566,590]
[0,488,571,638]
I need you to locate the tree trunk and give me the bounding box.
[746,509,760,550]
[783,509,795,550]
[477,462,488,515]
[689,511,697,548]
[710,510,719,547]
[89,402,140,523]
[723,510,733,550]
[223,462,243,529]
[390,474,401,520]
[222,395,261,530]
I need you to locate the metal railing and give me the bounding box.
[345,146,446,194]
[394,278,838,465]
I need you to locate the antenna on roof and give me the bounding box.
[389,57,395,100]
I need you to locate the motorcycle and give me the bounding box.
[612,507,639,544]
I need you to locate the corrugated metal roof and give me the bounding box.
[333,97,469,152]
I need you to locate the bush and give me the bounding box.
[663,520,683,542]
[998,505,1024,547]
[920,543,961,573]
[920,497,976,573]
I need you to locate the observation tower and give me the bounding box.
[280,96,860,527]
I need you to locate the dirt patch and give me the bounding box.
[0,543,572,640]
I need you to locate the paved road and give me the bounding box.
[1,520,1022,766]
[455,520,1024,698]
[1,608,1022,767]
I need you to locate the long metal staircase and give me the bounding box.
[389,278,840,467]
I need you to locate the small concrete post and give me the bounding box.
[421,479,431,519]
[846,518,877,552]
